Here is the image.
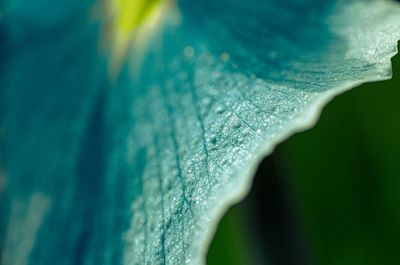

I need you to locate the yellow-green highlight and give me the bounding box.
[106,0,174,76]
[114,0,163,31]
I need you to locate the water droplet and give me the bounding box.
[268,50,277,58]
[215,106,225,114]
[184,46,195,58]
[232,120,241,129]
[209,135,217,145]
[220,52,230,62]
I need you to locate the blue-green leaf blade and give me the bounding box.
[1,0,400,264]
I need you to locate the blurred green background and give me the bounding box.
[208,45,400,265]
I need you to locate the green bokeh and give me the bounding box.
[207,209,250,265]
[208,45,400,265]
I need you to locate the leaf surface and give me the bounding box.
[1,0,400,264]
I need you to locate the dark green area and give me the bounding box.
[207,209,251,265]
[208,46,400,265]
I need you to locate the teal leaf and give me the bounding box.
[1,0,400,264]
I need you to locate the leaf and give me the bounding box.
[1,0,400,264]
